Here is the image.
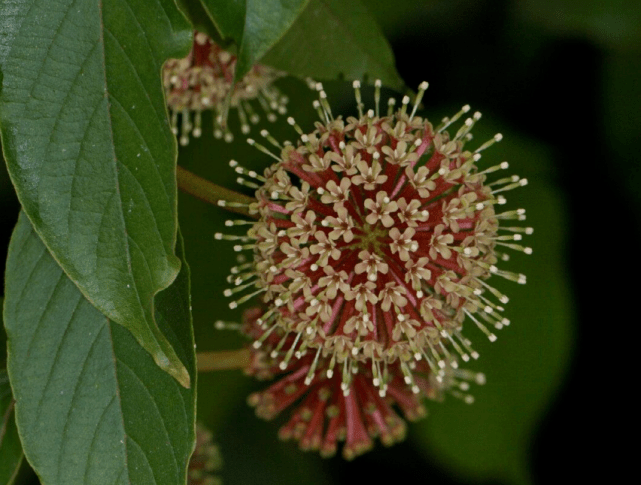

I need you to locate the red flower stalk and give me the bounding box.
[217,80,531,447]
[163,31,287,145]
[240,307,484,459]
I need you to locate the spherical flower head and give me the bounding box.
[219,80,531,436]
[241,307,484,459]
[188,423,223,485]
[163,31,288,145]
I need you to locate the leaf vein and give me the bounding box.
[55,310,107,483]
[29,278,82,439]
[102,24,171,188]
[81,391,119,485]
[116,358,180,472]
[126,435,158,485]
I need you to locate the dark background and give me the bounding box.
[1,0,638,483]
[372,0,638,482]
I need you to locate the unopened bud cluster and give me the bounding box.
[215,80,531,458]
[163,31,288,145]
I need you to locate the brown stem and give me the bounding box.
[197,349,251,372]
[177,165,257,218]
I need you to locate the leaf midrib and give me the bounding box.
[97,0,148,331]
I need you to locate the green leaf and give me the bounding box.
[174,0,228,47]
[262,0,404,91]
[200,0,311,82]
[3,212,196,485]
[0,370,23,485]
[412,122,573,485]
[0,0,193,385]
[199,0,246,44]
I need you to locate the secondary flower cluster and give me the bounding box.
[163,31,288,144]
[216,80,531,458]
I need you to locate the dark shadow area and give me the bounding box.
[386,1,633,483]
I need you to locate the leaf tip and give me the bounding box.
[155,352,191,389]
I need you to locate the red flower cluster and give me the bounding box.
[163,31,287,144]
[217,80,530,457]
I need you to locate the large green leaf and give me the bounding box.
[0,370,23,485]
[200,0,311,82]
[412,122,573,485]
[0,0,192,385]
[262,0,404,90]
[3,212,196,485]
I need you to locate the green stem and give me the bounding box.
[177,165,257,218]
[197,349,250,372]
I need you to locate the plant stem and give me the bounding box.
[197,349,251,372]
[177,165,257,218]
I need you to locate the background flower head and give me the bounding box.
[218,81,531,399]
[164,31,288,144]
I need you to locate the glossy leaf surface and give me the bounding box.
[4,213,196,485]
[0,0,192,384]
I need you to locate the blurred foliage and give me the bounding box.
[515,0,641,52]
[602,51,641,224]
[1,0,637,483]
[411,117,573,485]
